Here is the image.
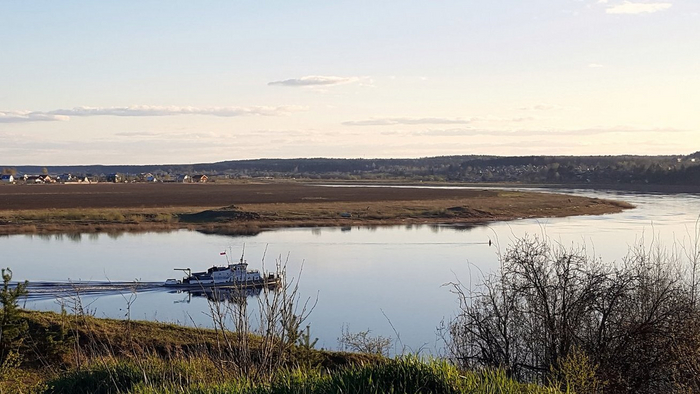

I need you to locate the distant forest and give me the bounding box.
[5,153,700,186]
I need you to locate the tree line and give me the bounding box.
[4,152,700,185]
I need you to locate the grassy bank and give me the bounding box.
[0,183,632,235]
[2,310,563,394]
[43,357,563,394]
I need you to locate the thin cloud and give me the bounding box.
[573,125,684,135]
[49,105,306,117]
[0,105,306,123]
[606,1,672,14]
[114,129,308,139]
[343,117,471,126]
[412,126,685,137]
[268,75,359,87]
[518,104,563,111]
[345,116,537,126]
[114,131,164,137]
[0,111,69,123]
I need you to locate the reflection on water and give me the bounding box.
[171,286,263,303]
[34,233,86,242]
[6,188,700,353]
[28,230,174,241]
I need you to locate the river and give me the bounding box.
[4,187,700,354]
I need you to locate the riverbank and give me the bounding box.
[0,182,633,235]
[3,309,563,394]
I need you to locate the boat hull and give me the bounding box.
[163,277,282,290]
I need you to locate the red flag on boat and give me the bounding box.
[220,251,226,255]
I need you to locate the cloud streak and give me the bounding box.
[606,1,672,14]
[0,105,306,123]
[0,111,69,123]
[343,117,471,126]
[409,125,685,137]
[518,104,563,111]
[268,75,359,87]
[344,115,539,126]
[114,129,308,139]
[50,105,306,117]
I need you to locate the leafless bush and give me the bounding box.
[338,324,393,357]
[203,251,316,381]
[447,234,700,393]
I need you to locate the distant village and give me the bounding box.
[2,153,700,186]
[0,172,209,184]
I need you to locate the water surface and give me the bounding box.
[5,188,700,353]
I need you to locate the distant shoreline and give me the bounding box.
[0,181,634,235]
[304,179,700,194]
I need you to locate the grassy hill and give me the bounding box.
[1,310,563,394]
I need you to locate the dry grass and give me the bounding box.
[0,183,633,235]
[12,310,564,394]
[19,309,382,371]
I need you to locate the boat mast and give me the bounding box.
[174,268,191,278]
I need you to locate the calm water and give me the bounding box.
[4,188,700,353]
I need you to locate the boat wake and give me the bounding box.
[23,281,166,300]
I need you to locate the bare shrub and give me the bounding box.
[203,251,316,381]
[447,234,699,393]
[338,324,393,356]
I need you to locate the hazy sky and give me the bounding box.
[1,1,698,165]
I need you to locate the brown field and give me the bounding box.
[0,182,633,235]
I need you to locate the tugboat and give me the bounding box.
[164,251,282,289]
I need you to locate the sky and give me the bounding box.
[1,1,698,165]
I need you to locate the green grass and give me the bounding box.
[8,312,564,394]
[44,357,565,394]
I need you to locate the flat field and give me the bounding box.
[0,182,632,234]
